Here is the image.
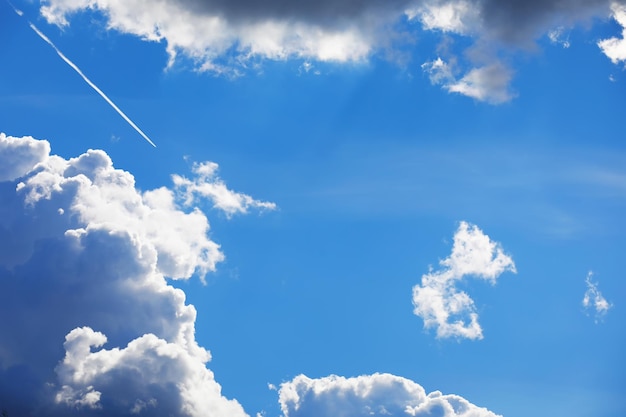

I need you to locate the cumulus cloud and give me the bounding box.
[36,0,624,101]
[0,132,50,181]
[278,373,501,417]
[0,132,273,416]
[598,3,626,64]
[412,221,516,340]
[582,271,612,322]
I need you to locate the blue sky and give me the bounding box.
[0,1,625,416]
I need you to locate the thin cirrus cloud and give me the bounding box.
[278,373,501,417]
[412,221,516,340]
[582,271,613,322]
[38,0,626,102]
[0,132,275,416]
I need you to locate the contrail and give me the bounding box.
[7,1,157,147]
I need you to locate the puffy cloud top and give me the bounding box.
[0,132,50,181]
[412,221,516,340]
[278,373,502,417]
[0,132,271,416]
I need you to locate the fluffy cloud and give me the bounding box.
[37,0,624,101]
[598,3,626,64]
[278,373,501,417]
[406,1,481,35]
[582,271,612,322]
[0,132,273,416]
[412,221,516,340]
[0,132,50,181]
[55,327,246,417]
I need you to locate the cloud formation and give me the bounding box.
[598,3,626,64]
[0,132,50,181]
[412,221,516,340]
[582,271,612,322]
[38,0,623,101]
[0,132,275,416]
[422,59,514,104]
[173,161,277,217]
[278,373,501,417]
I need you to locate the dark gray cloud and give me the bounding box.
[175,0,408,25]
[479,0,614,44]
[148,0,618,40]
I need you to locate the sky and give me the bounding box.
[0,0,625,416]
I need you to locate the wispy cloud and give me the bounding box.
[412,221,516,340]
[172,161,277,217]
[422,58,515,104]
[8,3,156,147]
[278,373,502,417]
[582,271,612,322]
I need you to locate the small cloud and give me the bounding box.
[172,161,277,217]
[548,27,570,48]
[412,221,516,340]
[582,271,612,322]
[298,61,322,76]
[422,58,515,104]
[422,57,455,85]
[599,3,626,64]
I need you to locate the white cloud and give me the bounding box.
[412,221,516,340]
[582,271,612,322]
[599,3,626,64]
[278,373,501,417]
[422,57,455,85]
[0,133,266,416]
[0,132,50,181]
[447,64,515,104]
[55,327,247,416]
[40,0,376,74]
[548,27,571,48]
[172,161,277,217]
[407,1,481,35]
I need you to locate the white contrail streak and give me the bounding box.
[7,1,157,147]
